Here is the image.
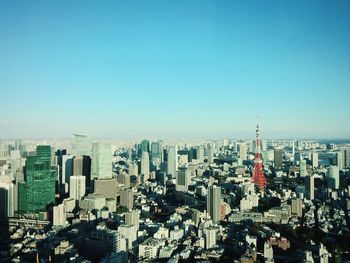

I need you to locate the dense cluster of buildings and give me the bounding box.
[0,132,350,262]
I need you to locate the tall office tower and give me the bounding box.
[18,146,56,215]
[197,145,205,163]
[139,140,150,155]
[62,155,73,186]
[327,166,339,190]
[207,143,214,164]
[300,159,308,177]
[176,168,191,192]
[207,185,221,223]
[291,198,302,217]
[0,176,14,217]
[239,143,247,161]
[341,147,350,168]
[73,155,92,190]
[129,162,138,176]
[71,134,91,156]
[141,151,150,182]
[305,174,314,200]
[125,210,140,230]
[252,122,267,191]
[53,203,66,227]
[167,146,177,178]
[274,148,283,169]
[188,148,197,162]
[92,142,112,180]
[335,151,344,168]
[120,189,134,210]
[292,141,295,157]
[311,152,319,168]
[69,175,86,200]
[14,139,26,156]
[151,141,162,162]
[294,152,301,165]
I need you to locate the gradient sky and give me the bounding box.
[0,0,350,139]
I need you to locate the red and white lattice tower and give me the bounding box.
[252,120,267,191]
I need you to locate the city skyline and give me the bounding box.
[1,1,350,139]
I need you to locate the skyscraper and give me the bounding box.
[311,152,318,168]
[300,159,308,177]
[139,140,150,155]
[91,142,112,180]
[18,145,56,214]
[207,143,214,164]
[69,175,86,200]
[176,168,191,192]
[327,166,339,190]
[0,176,14,217]
[239,143,247,162]
[71,134,91,156]
[73,155,92,190]
[151,141,162,163]
[305,174,314,200]
[167,146,177,178]
[274,148,283,169]
[207,185,221,223]
[141,151,150,182]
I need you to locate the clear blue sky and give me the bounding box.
[0,0,349,139]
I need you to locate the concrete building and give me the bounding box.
[141,151,150,182]
[207,185,221,223]
[274,148,283,169]
[69,175,86,200]
[327,166,339,190]
[291,198,302,217]
[305,175,314,200]
[205,227,217,249]
[176,168,191,192]
[53,203,66,227]
[0,176,14,217]
[120,189,133,210]
[311,152,318,168]
[239,143,247,161]
[94,178,118,199]
[167,146,177,178]
[125,210,140,230]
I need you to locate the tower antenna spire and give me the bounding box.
[252,115,267,191]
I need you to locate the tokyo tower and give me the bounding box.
[252,119,267,191]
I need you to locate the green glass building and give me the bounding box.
[18,145,56,215]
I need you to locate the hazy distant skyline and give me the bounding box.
[1,1,350,139]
